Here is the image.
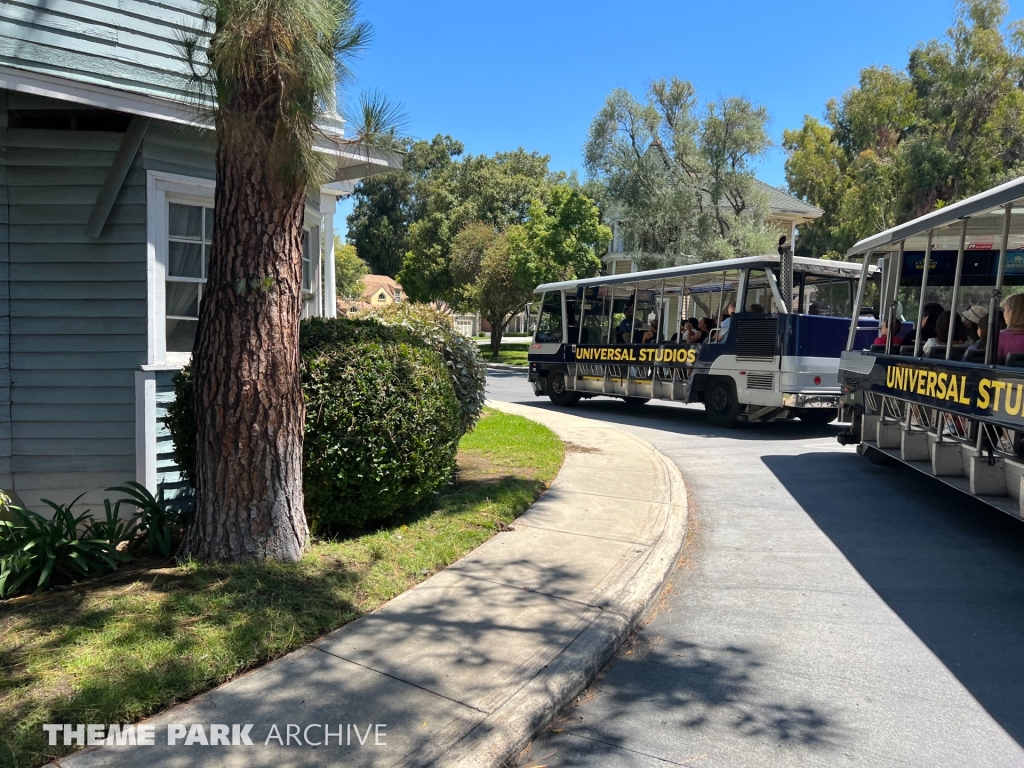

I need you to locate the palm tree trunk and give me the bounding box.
[183,135,309,562]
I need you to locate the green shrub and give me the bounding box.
[167,315,466,533]
[361,304,487,434]
[0,496,130,597]
[165,366,197,488]
[302,337,462,532]
[109,481,191,558]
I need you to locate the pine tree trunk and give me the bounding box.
[183,132,309,562]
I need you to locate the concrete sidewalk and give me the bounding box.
[56,404,687,768]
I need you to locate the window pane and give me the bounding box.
[169,203,202,239]
[204,207,214,241]
[169,242,203,278]
[166,318,198,353]
[302,230,313,291]
[166,281,200,319]
[535,291,564,344]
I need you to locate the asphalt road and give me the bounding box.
[486,371,1024,768]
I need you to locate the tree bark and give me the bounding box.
[490,322,503,358]
[183,129,309,562]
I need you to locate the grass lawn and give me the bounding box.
[486,348,529,366]
[0,409,562,768]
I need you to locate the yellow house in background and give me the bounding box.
[337,275,404,315]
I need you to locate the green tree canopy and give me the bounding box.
[785,0,1024,257]
[398,148,561,304]
[399,148,609,355]
[346,134,464,277]
[446,188,609,356]
[584,77,780,266]
[333,238,368,299]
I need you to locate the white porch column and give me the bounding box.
[321,193,338,318]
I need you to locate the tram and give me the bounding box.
[527,253,876,427]
[838,176,1024,520]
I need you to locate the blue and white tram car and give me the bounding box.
[527,255,877,427]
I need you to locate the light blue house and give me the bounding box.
[0,1,396,511]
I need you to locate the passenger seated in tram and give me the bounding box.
[960,304,988,341]
[873,319,904,348]
[807,303,820,315]
[617,306,634,344]
[642,313,660,344]
[750,303,765,313]
[682,317,700,343]
[961,305,993,360]
[998,294,1024,363]
[716,302,736,341]
[924,310,969,356]
[696,317,715,343]
[902,302,943,348]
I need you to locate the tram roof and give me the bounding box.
[848,175,1024,258]
[534,254,867,294]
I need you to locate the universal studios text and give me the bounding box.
[43,722,387,748]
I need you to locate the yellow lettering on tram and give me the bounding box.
[978,379,991,410]
[1007,383,1024,416]
[936,372,948,399]
[926,371,938,399]
[993,380,1007,412]
[959,375,971,405]
[945,374,959,403]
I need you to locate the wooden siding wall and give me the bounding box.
[0,92,11,494]
[0,0,208,104]
[8,91,146,509]
[155,369,191,511]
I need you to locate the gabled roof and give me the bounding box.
[752,179,824,220]
[360,275,402,302]
[602,179,823,224]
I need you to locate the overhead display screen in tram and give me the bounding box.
[900,249,1024,284]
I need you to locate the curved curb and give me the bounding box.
[441,403,689,768]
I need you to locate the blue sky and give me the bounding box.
[336,0,1021,235]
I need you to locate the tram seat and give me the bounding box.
[1005,353,1024,368]
[925,344,968,360]
[899,345,917,357]
[870,344,886,353]
[964,347,986,363]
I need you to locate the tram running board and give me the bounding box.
[859,440,1024,521]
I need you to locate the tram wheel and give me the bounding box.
[705,379,742,428]
[798,408,838,427]
[547,370,581,407]
[623,397,650,407]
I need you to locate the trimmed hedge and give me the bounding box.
[167,316,469,533]
[360,304,487,434]
[302,335,461,531]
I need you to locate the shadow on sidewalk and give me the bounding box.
[763,450,1024,748]
[493,390,845,444]
[524,636,846,767]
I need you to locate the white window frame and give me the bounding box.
[147,170,216,366]
[147,170,325,364]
